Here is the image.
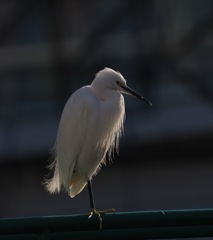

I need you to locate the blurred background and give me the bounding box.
[0,0,213,219]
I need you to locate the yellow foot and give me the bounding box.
[88,208,115,230]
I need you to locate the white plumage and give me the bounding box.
[45,67,151,199]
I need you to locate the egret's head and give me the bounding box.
[92,67,152,106]
[92,67,126,92]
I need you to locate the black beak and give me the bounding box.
[122,85,152,106]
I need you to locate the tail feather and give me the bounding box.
[44,154,87,198]
[44,158,61,194]
[69,173,87,198]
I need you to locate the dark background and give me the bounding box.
[0,0,213,220]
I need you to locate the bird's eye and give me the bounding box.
[116,81,121,86]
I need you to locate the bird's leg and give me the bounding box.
[87,180,115,230]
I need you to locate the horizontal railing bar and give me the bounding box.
[1,208,213,239]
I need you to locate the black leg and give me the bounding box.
[87,180,95,209]
[87,180,115,230]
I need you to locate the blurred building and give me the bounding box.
[0,0,213,219]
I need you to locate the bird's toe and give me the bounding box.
[88,207,115,230]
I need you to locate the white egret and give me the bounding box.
[45,67,152,229]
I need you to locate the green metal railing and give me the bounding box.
[1,208,213,239]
